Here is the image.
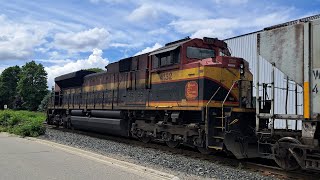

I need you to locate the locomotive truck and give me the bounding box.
[47,16,320,172]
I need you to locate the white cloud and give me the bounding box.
[191,29,234,39]
[213,0,248,5]
[127,4,159,22]
[90,0,127,3]
[53,28,110,52]
[127,2,210,22]
[0,0,309,66]
[0,14,51,60]
[110,42,143,48]
[148,28,168,35]
[170,10,294,39]
[170,18,239,38]
[252,11,292,27]
[37,59,73,64]
[48,51,62,60]
[0,14,110,61]
[45,48,109,88]
[134,43,162,56]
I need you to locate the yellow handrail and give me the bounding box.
[222,80,239,129]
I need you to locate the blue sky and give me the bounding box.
[0,0,319,87]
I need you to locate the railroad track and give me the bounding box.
[244,162,320,180]
[44,125,319,180]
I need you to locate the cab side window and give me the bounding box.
[187,46,215,60]
[152,48,180,69]
[159,52,171,67]
[152,56,159,69]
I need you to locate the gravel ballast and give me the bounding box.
[39,128,277,180]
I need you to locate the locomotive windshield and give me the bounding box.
[187,47,215,60]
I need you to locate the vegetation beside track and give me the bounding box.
[0,110,46,137]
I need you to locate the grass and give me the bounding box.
[0,110,46,137]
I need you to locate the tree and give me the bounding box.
[38,91,52,112]
[17,61,48,111]
[0,66,21,109]
[86,68,104,73]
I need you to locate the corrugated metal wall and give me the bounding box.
[225,33,303,129]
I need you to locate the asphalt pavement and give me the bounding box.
[0,133,177,180]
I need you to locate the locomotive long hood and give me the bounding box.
[55,70,95,88]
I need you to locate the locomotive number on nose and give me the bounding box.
[159,72,172,81]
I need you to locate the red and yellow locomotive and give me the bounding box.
[48,37,257,156]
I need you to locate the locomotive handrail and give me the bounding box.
[222,80,239,129]
[222,80,239,108]
[206,87,221,109]
[205,86,221,129]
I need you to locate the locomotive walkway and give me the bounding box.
[0,133,178,180]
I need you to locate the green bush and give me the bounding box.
[0,110,46,137]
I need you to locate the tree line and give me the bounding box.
[0,61,48,111]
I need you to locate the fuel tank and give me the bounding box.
[70,110,128,136]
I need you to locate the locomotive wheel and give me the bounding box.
[197,146,215,155]
[62,115,68,128]
[166,140,180,148]
[66,118,72,129]
[139,136,151,144]
[63,120,67,128]
[274,137,301,171]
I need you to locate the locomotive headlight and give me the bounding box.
[240,63,244,75]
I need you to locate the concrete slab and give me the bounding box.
[0,133,178,180]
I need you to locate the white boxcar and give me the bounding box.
[224,14,320,129]
[225,31,304,129]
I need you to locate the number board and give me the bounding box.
[159,72,172,81]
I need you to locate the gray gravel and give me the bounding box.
[39,128,278,180]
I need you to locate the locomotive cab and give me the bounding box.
[147,37,256,155]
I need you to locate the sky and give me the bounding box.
[0,0,319,88]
